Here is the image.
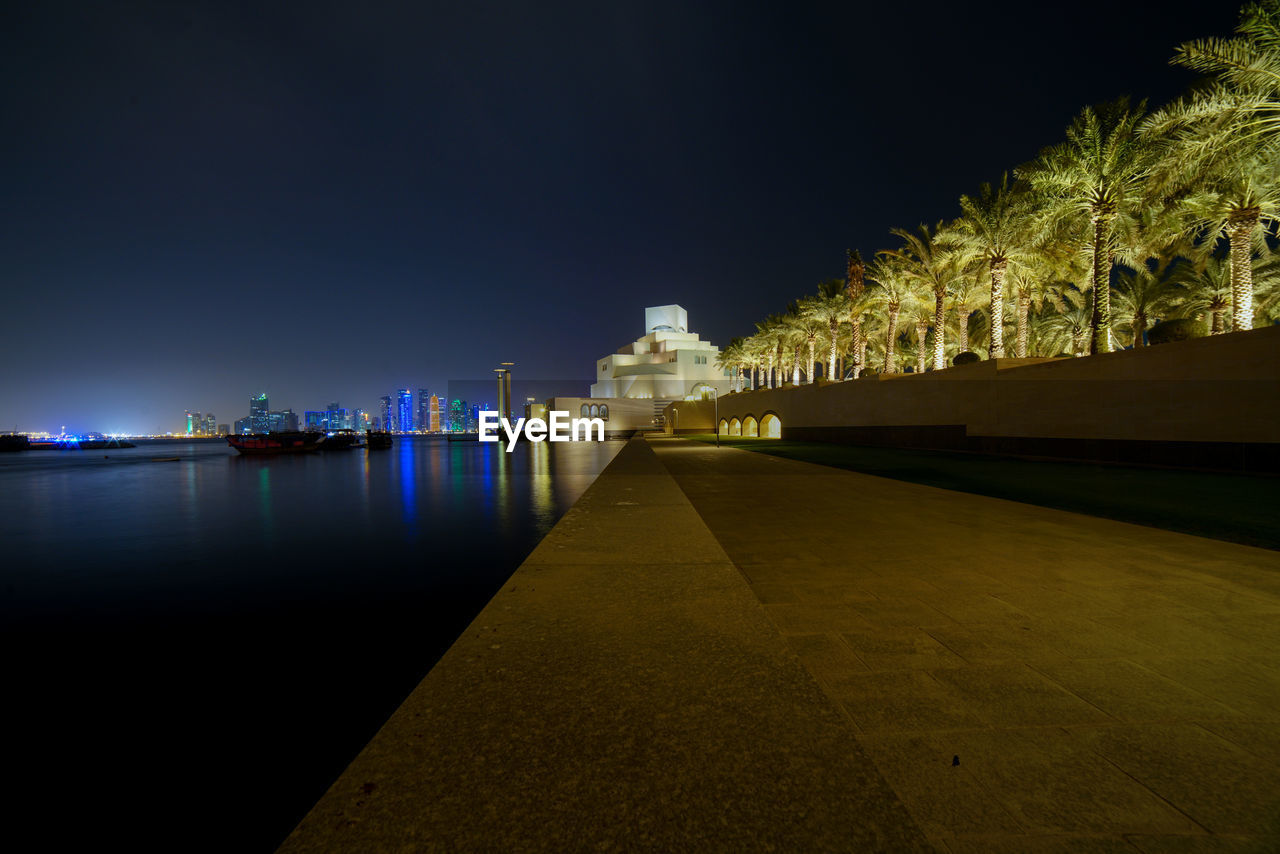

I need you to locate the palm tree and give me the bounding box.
[1181,248,1280,331]
[907,301,932,373]
[717,337,750,392]
[1144,2,1280,331]
[1024,98,1155,354]
[949,268,985,355]
[883,223,958,370]
[955,174,1038,358]
[867,256,911,373]
[806,279,848,381]
[845,249,870,378]
[752,316,782,389]
[1111,257,1188,347]
[786,299,824,384]
[1035,283,1093,356]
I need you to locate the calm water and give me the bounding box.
[2,436,622,851]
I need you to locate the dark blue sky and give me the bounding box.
[1,1,1227,433]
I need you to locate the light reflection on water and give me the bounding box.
[1,435,624,853]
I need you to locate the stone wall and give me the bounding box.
[663,326,1280,471]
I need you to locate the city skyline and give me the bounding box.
[1,1,1229,433]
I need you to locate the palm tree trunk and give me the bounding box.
[1228,210,1258,332]
[1211,308,1225,335]
[792,345,801,385]
[1016,292,1030,358]
[932,291,946,370]
[1132,313,1147,348]
[956,309,971,353]
[884,303,899,373]
[766,353,774,389]
[915,320,928,373]
[850,318,864,379]
[989,259,1007,358]
[807,337,816,384]
[1089,212,1113,354]
[827,318,838,380]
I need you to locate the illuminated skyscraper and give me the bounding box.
[250,394,269,433]
[449,399,464,432]
[417,389,430,432]
[379,395,393,431]
[185,410,199,435]
[429,394,440,432]
[397,389,413,433]
[203,414,216,436]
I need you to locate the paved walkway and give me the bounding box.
[651,437,1280,852]
[280,438,929,852]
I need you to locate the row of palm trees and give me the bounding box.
[719,2,1280,391]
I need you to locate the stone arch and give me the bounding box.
[743,415,759,437]
[589,404,600,417]
[599,404,608,420]
[760,412,781,438]
[718,418,729,435]
[580,404,590,418]
[729,417,742,436]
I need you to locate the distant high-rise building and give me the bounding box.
[379,396,393,431]
[250,394,269,433]
[217,423,229,436]
[304,411,327,430]
[324,402,352,431]
[185,410,199,435]
[397,389,413,433]
[203,414,216,436]
[267,409,299,433]
[428,394,440,432]
[449,399,464,432]
[417,389,430,433]
[234,416,251,434]
[468,404,480,433]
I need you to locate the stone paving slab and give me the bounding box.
[650,437,1280,853]
[279,439,930,852]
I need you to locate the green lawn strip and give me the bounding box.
[685,435,1280,551]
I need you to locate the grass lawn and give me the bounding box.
[685,435,1280,551]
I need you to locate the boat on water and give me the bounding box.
[365,429,393,449]
[319,428,363,451]
[226,431,324,455]
[20,435,135,451]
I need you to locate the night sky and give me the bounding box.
[1,0,1229,434]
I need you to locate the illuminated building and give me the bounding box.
[581,305,731,431]
[429,394,440,432]
[185,410,200,435]
[203,414,216,436]
[233,417,251,434]
[397,389,413,433]
[449,399,465,432]
[417,389,431,433]
[379,396,393,432]
[250,394,270,433]
[216,424,229,436]
[590,305,730,401]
